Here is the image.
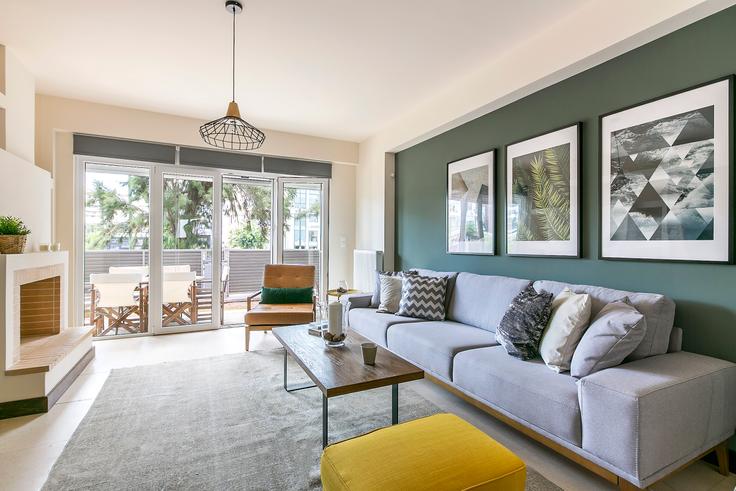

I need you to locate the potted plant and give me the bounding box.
[0,216,30,254]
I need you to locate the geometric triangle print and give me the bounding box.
[611,199,631,229]
[672,143,694,161]
[659,192,683,209]
[611,214,647,241]
[672,107,715,146]
[628,211,660,239]
[697,219,714,240]
[659,119,689,146]
[673,208,709,240]
[630,182,670,223]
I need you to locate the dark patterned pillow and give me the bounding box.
[396,275,448,321]
[496,285,553,360]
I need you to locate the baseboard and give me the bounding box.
[0,396,48,419]
[0,346,95,420]
[702,446,736,472]
[47,346,96,408]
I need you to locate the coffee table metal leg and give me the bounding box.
[392,384,398,425]
[283,348,316,392]
[323,394,329,448]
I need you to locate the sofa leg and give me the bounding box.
[245,325,251,352]
[715,441,730,476]
[618,478,642,490]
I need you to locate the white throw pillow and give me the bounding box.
[539,288,592,373]
[377,274,403,314]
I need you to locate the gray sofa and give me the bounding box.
[341,270,736,490]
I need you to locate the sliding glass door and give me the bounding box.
[221,175,273,326]
[83,163,150,338]
[158,172,216,331]
[76,157,327,335]
[278,179,327,297]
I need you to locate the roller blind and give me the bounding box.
[179,146,262,172]
[73,134,175,164]
[263,156,332,178]
[74,134,332,178]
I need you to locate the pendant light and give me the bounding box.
[200,0,265,150]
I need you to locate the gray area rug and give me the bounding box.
[44,349,561,490]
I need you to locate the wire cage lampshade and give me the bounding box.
[199,101,265,150]
[200,0,265,151]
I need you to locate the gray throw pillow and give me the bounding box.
[570,298,647,378]
[410,268,458,311]
[396,275,448,321]
[370,270,414,307]
[495,285,553,360]
[376,274,403,314]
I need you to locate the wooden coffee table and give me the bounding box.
[272,325,424,448]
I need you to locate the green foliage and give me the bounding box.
[228,225,267,249]
[85,177,149,250]
[85,175,291,251]
[0,216,30,235]
[161,177,213,249]
[513,144,571,241]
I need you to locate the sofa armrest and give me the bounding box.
[577,351,736,486]
[339,293,373,311]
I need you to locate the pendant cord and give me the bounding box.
[232,7,236,102]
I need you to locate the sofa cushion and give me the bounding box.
[533,280,675,360]
[386,321,498,380]
[570,298,647,378]
[245,303,314,326]
[397,274,448,321]
[348,308,424,347]
[453,346,582,446]
[495,285,553,360]
[448,273,530,332]
[411,268,459,311]
[377,274,403,313]
[540,288,592,373]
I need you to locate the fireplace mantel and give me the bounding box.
[0,251,94,418]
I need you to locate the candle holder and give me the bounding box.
[322,330,346,348]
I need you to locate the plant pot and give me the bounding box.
[0,235,28,254]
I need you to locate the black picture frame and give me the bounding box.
[598,75,733,264]
[504,122,582,258]
[446,149,497,256]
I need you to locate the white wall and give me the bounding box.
[0,45,48,250]
[1,46,34,162]
[355,0,736,260]
[0,149,51,251]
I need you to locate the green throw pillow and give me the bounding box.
[261,287,313,304]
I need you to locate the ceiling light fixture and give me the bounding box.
[199,0,265,151]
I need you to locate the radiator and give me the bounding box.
[353,250,383,293]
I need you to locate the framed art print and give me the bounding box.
[447,150,495,255]
[506,123,580,257]
[600,77,732,263]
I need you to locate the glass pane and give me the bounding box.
[162,174,213,327]
[282,182,322,294]
[84,163,150,338]
[221,176,272,326]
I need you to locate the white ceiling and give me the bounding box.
[0,0,590,142]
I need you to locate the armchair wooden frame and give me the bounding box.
[244,264,317,351]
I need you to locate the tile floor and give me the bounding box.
[0,328,733,491]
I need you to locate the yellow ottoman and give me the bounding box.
[320,413,526,491]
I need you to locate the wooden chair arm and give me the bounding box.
[246,290,261,311]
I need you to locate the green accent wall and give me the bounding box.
[396,6,736,363]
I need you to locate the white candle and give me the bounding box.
[328,301,343,336]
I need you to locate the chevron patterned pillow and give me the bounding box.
[397,274,448,321]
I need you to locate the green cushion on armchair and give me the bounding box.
[261,286,314,304]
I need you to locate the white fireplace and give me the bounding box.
[0,252,93,413]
